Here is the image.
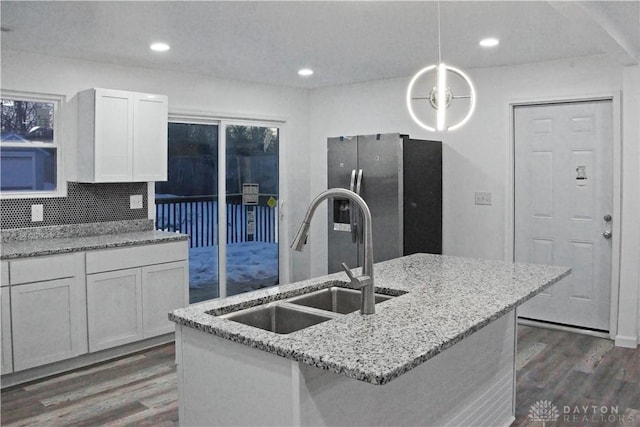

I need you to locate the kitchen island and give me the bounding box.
[170,253,570,426]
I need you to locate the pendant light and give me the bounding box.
[406,1,476,132]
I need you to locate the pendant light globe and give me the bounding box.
[406,64,476,132]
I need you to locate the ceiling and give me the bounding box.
[1,1,639,89]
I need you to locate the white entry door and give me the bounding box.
[514,100,613,331]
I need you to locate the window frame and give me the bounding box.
[1,90,66,199]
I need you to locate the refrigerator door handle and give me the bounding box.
[349,169,357,192]
[349,169,358,243]
[356,169,364,244]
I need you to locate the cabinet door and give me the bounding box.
[94,88,134,182]
[133,93,168,181]
[142,261,187,338]
[1,286,12,374]
[11,278,86,371]
[87,268,143,352]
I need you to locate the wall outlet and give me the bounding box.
[475,192,492,206]
[31,204,44,222]
[130,194,143,209]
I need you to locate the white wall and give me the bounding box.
[1,49,311,282]
[618,64,640,346]
[308,54,639,344]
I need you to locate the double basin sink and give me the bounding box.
[220,286,395,334]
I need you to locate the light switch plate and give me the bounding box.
[475,192,492,206]
[31,204,44,222]
[130,194,143,209]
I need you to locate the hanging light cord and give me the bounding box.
[437,0,442,64]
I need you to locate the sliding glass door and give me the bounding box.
[155,120,280,303]
[224,125,279,297]
[155,122,219,303]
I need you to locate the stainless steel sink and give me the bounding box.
[287,286,393,314]
[221,303,337,334]
[219,286,398,334]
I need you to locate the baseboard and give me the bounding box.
[1,333,174,389]
[614,334,639,349]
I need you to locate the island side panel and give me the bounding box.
[176,325,298,426]
[297,311,516,427]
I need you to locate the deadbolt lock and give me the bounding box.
[603,215,613,239]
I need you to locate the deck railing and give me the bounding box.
[155,195,277,248]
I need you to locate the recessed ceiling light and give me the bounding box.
[298,68,314,77]
[150,42,170,52]
[479,38,499,48]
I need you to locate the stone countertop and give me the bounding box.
[1,230,188,260]
[170,253,570,385]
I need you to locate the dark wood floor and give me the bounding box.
[513,326,639,427]
[0,344,178,426]
[1,325,638,426]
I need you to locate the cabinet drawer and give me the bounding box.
[10,254,76,285]
[1,261,8,287]
[85,241,187,274]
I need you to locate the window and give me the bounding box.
[0,91,64,197]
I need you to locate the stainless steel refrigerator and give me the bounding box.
[327,133,442,273]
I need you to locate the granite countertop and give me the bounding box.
[170,253,570,385]
[1,229,188,259]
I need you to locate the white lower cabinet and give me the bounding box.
[87,268,144,352]
[86,242,188,352]
[1,241,187,377]
[11,277,87,371]
[7,253,87,372]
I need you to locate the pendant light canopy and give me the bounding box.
[406,2,476,132]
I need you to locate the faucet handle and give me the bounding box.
[341,262,356,282]
[341,262,363,289]
[341,262,371,290]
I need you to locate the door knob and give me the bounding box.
[603,230,612,239]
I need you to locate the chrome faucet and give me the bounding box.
[290,188,375,314]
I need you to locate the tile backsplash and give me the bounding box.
[0,182,148,230]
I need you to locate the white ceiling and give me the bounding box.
[1,1,639,89]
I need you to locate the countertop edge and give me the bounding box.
[1,231,188,260]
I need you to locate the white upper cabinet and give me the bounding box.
[133,93,168,181]
[78,88,168,182]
